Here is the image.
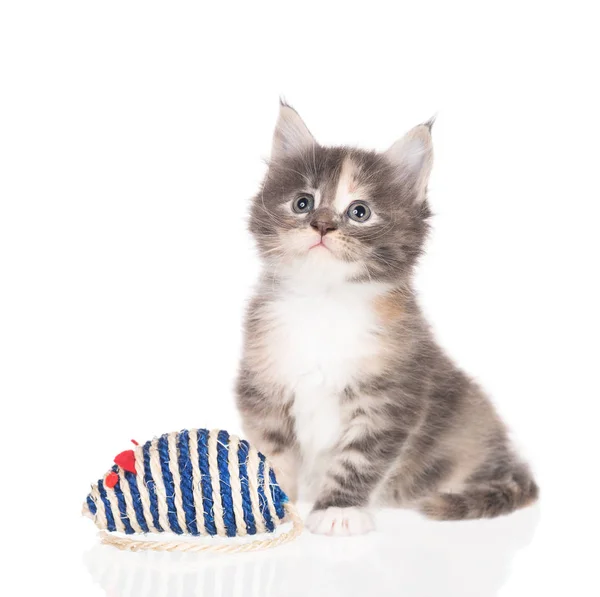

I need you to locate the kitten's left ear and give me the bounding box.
[271,101,316,161]
[385,120,434,202]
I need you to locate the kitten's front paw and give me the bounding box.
[306,507,374,536]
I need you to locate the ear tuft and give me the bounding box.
[385,123,434,201]
[423,114,437,131]
[271,102,315,161]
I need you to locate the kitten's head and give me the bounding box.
[249,102,433,284]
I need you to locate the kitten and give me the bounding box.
[236,102,538,535]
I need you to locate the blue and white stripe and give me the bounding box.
[85,428,289,537]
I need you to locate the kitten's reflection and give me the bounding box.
[84,505,539,597]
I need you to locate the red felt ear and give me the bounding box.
[105,471,119,488]
[114,450,137,474]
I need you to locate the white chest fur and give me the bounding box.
[262,268,388,492]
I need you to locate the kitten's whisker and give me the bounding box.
[261,246,283,256]
[359,220,397,241]
[251,213,287,231]
[258,195,288,227]
[372,252,398,272]
[361,262,374,284]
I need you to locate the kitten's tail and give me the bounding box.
[419,472,539,521]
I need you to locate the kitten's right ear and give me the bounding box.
[271,101,315,161]
[385,121,434,202]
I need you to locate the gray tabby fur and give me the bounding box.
[236,102,538,532]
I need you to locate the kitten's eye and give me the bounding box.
[347,201,371,222]
[292,194,314,214]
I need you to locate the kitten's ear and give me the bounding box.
[271,101,315,161]
[385,121,434,201]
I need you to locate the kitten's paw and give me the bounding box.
[305,507,374,536]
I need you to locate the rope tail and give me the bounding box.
[98,501,303,554]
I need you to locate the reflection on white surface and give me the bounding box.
[84,505,540,597]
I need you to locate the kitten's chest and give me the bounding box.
[259,284,384,482]
[264,285,384,392]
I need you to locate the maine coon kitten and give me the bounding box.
[236,103,538,535]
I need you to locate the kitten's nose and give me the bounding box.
[310,218,337,236]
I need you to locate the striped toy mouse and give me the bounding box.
[83,428,303,553]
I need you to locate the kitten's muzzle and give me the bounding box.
[310,213,337,236]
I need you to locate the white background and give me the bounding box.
[1,2,598,596]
